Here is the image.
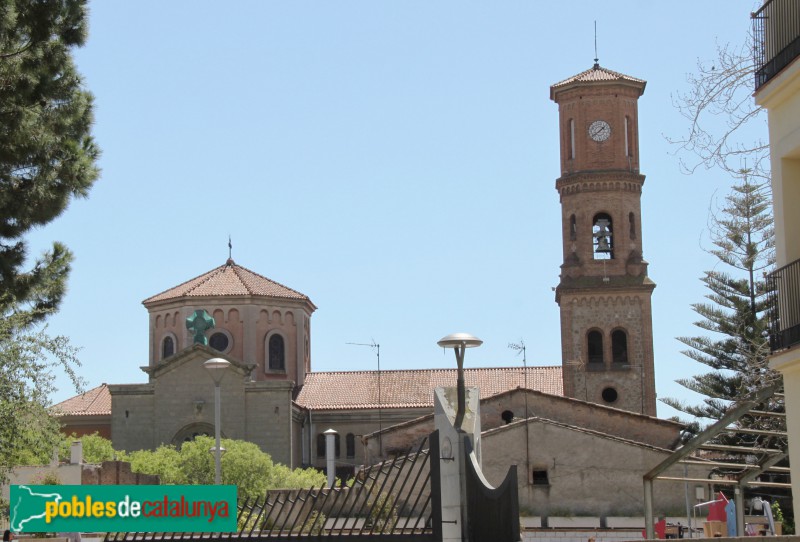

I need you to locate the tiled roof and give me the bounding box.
[550,64,646,99]
[143,259,313,305]
[296,366,563,410]
[52,383,111,417]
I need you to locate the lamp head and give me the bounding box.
[204,358,231,383]
[437,333,483,349]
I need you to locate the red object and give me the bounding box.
[707,491,729,522]
[642,519,667,539]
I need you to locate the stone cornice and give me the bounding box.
[556,171,646,196]
[145,295,316,315]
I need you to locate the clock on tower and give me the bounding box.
[550,63,657,416]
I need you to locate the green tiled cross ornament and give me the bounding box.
[186,309,215,345]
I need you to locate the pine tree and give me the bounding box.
[0,0,100,321]
[662,173,782,430]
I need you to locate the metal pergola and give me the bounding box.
[643,385,790,539]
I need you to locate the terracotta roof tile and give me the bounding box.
[550,64,646,99]
[52,383,111,417]
[296,366,563,410]
[143,259,312,305]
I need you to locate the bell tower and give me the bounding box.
[550,64,657,416]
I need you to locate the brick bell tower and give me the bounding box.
[550,63,657,416]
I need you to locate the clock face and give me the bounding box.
[588,120,611,142]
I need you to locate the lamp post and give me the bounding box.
[204,357,231,485]
[437,333,483,430]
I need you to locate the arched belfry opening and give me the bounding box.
[611,329,628,365]
[587,330,604,365]
[592,213,613,259]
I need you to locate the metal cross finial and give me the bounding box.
[228,235,232,260]
[593,21,599,68]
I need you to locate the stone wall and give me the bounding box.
[363,389,682,465]
[481,417,710,518]
[244,380,294,466]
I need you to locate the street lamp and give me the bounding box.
[437,333,482,430]
[204,357,231,485]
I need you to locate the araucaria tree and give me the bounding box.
[0,0,100,320]
[662,173,780,425]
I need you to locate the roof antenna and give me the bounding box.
[593,21,599,68]
[347,340,382,456]
[227,235,233,264]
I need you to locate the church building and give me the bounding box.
[55,63,709,517]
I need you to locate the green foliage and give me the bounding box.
[30,470,61,485]
[663,175,783,440]
[299,510,325,535]
[0,497,9,521]
[125,436,326,500]
[123,445,186,485]
[0,0,100,321]
[772,501,784,523]
[366,492,397,533]
[0,312,83,480]
[58,433,115,464]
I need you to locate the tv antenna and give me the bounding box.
[347,340,382,456]
[508,339,530,475]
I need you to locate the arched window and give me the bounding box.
[569,214,577,241]
[624,116,630,157]
[612,330,628,364]
[335,434,341,458]
[629,212,636,239]
[162,336,175,359]
[569,118,575,159]
[587,330,604,364]
[592,213,613,259]
[172,423,214,448]
[346,433,356,458]
[268,334,285,371]
[316,434,325,457]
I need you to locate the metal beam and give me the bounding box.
[746,410,786,417]
[738,451,788,484]
[644,478,655,540]
[678,459,790,472]
[722,427,788,437]
[644,385,777,481]
[699,443,784,454]
[654,476,791,488]
[678,460,759,470]
[735,486,745,537]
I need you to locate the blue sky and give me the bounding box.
[32,1,763,420]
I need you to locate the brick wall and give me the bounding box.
[81,461,159,485]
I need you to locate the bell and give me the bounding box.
[594,218,612,253]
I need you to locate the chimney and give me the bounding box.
[70,441,83,465]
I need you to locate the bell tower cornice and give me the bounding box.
[556,171,645,199]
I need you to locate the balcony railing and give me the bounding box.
[753,0,800,90]
[768,258,800,352]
